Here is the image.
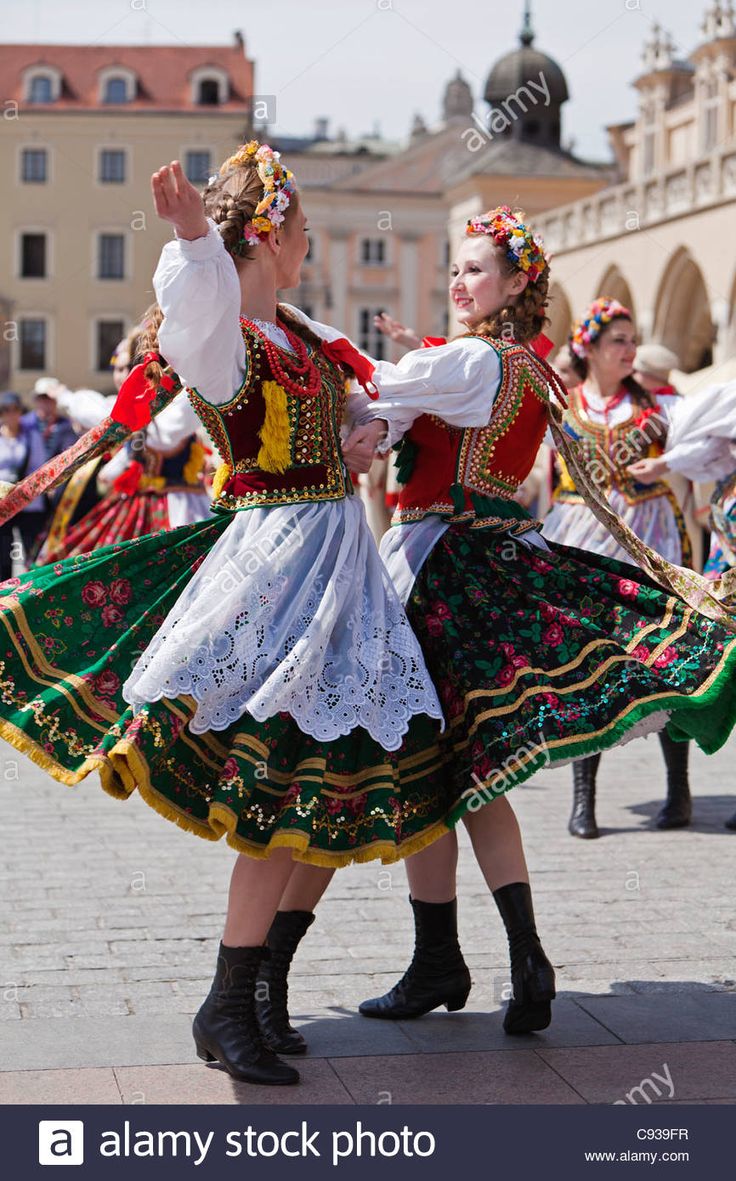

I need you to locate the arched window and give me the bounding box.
[24,68,61,103]
[190,67,228,106]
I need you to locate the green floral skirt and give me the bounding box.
[0,514,449,866]
[405,528,736,825]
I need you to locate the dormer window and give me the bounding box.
[24,67,62,104]
[98,67,137,105]
[190,67,228,106]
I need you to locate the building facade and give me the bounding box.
[532,3,736,371]
[0,36,254,394]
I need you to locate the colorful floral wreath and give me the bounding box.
[569,296,631,359]
[466,206,548,283]
[214,140,296,253]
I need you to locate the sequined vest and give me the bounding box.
[554,386,672,508]
[394,338,552,531]
[187,317,350,512]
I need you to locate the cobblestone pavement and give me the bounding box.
[1,732,735,1104]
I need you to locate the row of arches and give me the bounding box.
[547,247,723,373]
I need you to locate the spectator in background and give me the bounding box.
[30,377,79,461]
[0,392,49,578]
[632,343,680,397]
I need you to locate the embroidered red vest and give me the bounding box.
[395,338,553,526]
[187,318,350,512]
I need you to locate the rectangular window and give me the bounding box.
[19,320,46,370]
[22,148,47,183]
[21,233,46,278]
[185,150,212,184]
[358,307,385,360]
[360,238,386,266]
[96,320,125,371]
[99,149,126,183]
[98,234,125,279]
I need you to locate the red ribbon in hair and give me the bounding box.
[530,333,554,361]
[111,353,175,430]
[321,338,378,397]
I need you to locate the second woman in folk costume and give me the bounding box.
[0,143,450,1087]
[544,300,697,837]
[325,207,736,1036]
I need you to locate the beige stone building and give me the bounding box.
[532,3,736,370]
[0,36,255,395]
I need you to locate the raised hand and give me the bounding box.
[151,161,209,242]
[373,313,422,351]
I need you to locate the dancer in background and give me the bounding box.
[543,300,696,837]
[36,309,213,563]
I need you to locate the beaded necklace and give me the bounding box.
[241,316,322,398]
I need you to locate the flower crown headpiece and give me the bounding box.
[570,297,631,359]
[214,140,296,253]
[466,206,548,283]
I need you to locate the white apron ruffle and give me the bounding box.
[122,496,443,750]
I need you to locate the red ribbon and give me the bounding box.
[111,353,175,430]
[321,338,378,397]
[421,336,447,348]
[530,333,554,361]
[113,460,144,495]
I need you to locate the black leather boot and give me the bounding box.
[256,910,315,1055]
[568,754,601,838]
[193,943,299,1085]
[359,897,471,1019]
[493,881,556,1035]
[655,731,692,829]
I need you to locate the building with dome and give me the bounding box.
[283,2,609,356]
[532,2,736,378]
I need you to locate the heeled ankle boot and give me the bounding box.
[255,910,315,1055]
[493,881,556,1035]
[568,754,601,838]
[192,943,299,1085]
[359,897,471,1019]
[655,731,692,829]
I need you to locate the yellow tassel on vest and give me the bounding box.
[257,382,291,474]
[212,461,233,500]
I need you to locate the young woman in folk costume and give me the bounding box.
[289,207,735,1036]
[542,300,700,838]
[36,311,214,565]
[0,143,454,1086]
[629,377,736,831]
